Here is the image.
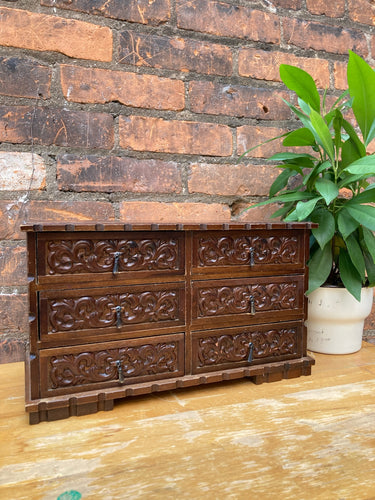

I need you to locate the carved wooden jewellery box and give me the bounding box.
[22,222,315,423]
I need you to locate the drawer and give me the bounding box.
[39,333,185,397]
[192,230,304,276]
[36,231,185,284]
[192,275,304,329]
[39,282,185,345]
[192,322,303,373]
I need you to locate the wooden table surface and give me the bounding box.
[1,344,375,500]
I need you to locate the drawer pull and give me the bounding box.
[115,360,125,385]
[247,342,254,363]
[115,305,122,328]
[250,295,255,315]
[249,246,254,266]
[113,251,121,275]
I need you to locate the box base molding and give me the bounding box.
[26,355,315,424]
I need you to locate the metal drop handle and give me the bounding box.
[113,251,121,275]
[115,360,125,384]
[250,295,255,315]
[249,246,254,266]
[247,342,254,363]
[115,305,122,328]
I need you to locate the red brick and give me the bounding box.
[238,49,330,89]
[0,200,115,240]
[119,201,231,222]
[60,65,184,110]
[188,163,281,196]
[0,57,51,99]
[119,116,232,156]
[189,81,291,120]
[283,18,368,56]
[306,0,345,17]
[57,155,182,193]
[0,7,112,61]
[119,31,232,76]
[0,293,28,335]
[0,337,25,364]
[232,202,279,222]
[0,244,27,286]
[348,0,375,25]
[0,152,46,191]
[41,0,170,25]
[177,0,280,44]
[334,61,347,90]
[237,125,289,158]
[0,106,114,149]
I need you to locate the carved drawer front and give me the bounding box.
[37,231,185,283]
[192,322,303,373]
[192,275,305,328]
[39,283,185,344]
[192,230,304,275]
[39,333,185,397]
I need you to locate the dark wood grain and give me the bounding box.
[23,222,315,423]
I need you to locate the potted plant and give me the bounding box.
[243,50,375,354]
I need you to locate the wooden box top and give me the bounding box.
[20,222,318,233]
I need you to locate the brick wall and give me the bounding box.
[1,0,375,362]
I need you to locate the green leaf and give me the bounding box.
[347,50,375,147]
[346,204,375,231]
[283,208,299,222]
[295,197,322,221]
[346,233,366,280]
[280,64,321,112]
[309,108,335,163]
[337,208,359,239]
[339,248,362,301]
[342,119,366,158]
[281,98,318,134]
[270,202,294,219]
[364,251,375,286]
[333,109,343,155]
[249,190,317,209]
[303,160,330,187]
[362,227,375,263]
[338,172,369,188]
[269,152,316,163]
[349,185,375,204]
[311,209,335,249]
[238,132,289,160]
[282,128,316,147]
[306,242,332,294]
[315,178,339,205]
[344,154,375,176]
[269,169,295,197]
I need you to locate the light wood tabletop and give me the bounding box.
[1,343,375,500]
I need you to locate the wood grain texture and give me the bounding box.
[1,344,375,499]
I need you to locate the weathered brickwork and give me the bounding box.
[1,1,374,360]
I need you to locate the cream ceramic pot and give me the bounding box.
[306,286,374,354]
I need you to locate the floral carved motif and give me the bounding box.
[49,342,179,389]
[46,237,179,274]
[197,283,298,317]
[48,290,180,332]
[196,328,297,367]
[197,235,299,266]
